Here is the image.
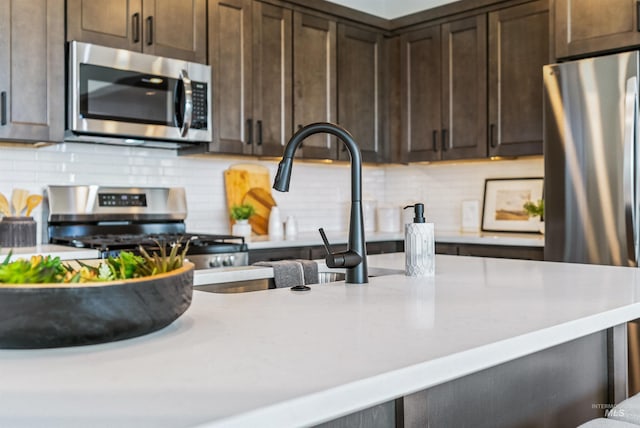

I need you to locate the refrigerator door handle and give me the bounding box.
[623,77,638,265]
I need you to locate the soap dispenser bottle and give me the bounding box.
[403,203,435,277]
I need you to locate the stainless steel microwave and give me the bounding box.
[66,41,212,148]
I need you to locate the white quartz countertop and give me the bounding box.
[247,230,544,249]
[0,244,100,261]
[0,254,638,427]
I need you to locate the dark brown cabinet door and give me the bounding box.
[67,0,142,51]
[488,0,549,157]
[142,0,206,63]
[400,25,442,162]
[400,16,486,163]
[555,0,640,59]
[252,2,292,157]
[0,0,64,142]
[441,15,487,160]
[337,24,385,163]
[209,0,253,154]
[293,12,337,159]
[67,0,205,63]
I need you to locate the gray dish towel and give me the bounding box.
[296,259,319,285]
[253,260,305,288]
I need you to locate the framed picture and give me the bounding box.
[481,177,544,233]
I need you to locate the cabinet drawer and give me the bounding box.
[436,242,543,260]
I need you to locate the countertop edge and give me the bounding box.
[0,245,101,261]
[247,231,544,249]
[196,301,638,428]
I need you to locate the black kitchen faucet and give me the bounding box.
[272,122,368,284]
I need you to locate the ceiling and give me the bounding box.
[326,0,461,19]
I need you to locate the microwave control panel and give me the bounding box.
[191,82,208,130]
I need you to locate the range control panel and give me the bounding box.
[98,193,147,207]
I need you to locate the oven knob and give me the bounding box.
[222,255,233,267]
[208,256,222,268]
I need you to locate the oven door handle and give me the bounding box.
[176,69,193,137]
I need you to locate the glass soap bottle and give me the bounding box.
[404,203,435,277]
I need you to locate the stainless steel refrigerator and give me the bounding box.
[543,50,640,395]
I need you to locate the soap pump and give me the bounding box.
[403,203,435,277]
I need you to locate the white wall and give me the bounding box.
[0,142,542,242]
[326,0,460,19]
[384,158,544,232]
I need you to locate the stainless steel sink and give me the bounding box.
[316,271,346,283]
[195,266,402,293]
[315,266,403,284]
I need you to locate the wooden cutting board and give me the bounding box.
[224,163,276,235]
[243,187,276,235]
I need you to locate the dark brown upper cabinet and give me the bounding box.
[488,0,549,157]
[555,0,640,59]
[401,15,487,162]
[293,12,338,159]
[67,0,206,63]
[337,23,386,163]
[252,2,293,157]
[400,25,441,162]
[208,0,253,154]
[207,0,292,157]
[0,0,65,143]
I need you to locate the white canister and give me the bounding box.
[285,215,298,240]
[268,206,283,240]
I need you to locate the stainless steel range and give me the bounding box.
[44,185,248,269]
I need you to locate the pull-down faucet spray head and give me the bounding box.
[273,157,293,192]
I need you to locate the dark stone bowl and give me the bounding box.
[0,262,194,349]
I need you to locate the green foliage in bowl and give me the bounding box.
[0,240,190,284]
[230,203,255,220]
[0,254,66,284]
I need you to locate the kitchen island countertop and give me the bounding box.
[0,253,637,427]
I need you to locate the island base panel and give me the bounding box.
[319,330,613,427]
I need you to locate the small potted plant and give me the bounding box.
[523,199,544,234]
[230,204,255,238]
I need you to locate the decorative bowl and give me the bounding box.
[0,262,194,349]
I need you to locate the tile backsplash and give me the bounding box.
[0,142,543,242]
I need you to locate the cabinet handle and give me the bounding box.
[246,119,253,145]
[432,130,439,152]
[441,129,448,151]
[256,120,263,146]
[1,91,6,126]
[637,1,640,31]
[490,123,497,148]
[132,13,140,43]
[146,16,153,46]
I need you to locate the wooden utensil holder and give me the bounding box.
[0,217,36,247]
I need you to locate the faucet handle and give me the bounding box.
[318,228,362,269]
[318,227,333,254]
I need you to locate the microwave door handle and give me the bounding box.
[178,69,193,137]
[623,77,638,266]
